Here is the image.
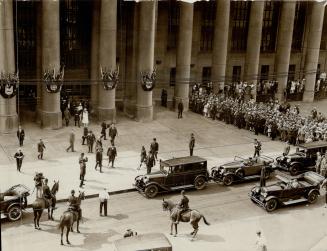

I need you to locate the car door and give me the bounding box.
[164,166,175,187]
[172,165,185,187]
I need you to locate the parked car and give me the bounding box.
[134,156,209,198]
[0,184,30,221]
[272,141,327,175]
[250,171,325,212]
[211,156,274,186]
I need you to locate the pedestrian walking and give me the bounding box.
[64,108,71,127]
[37,139,46,159]
[138,146,147,170]
[146,151,156,174]
[178,101,184,119]
[253,139,262,158]
[150,138,159,160]
[82,126,88,145]
[100,121,108,140]
[16,125,25,147]
[14,148,24,172]
[189,133,195,156]
[316,152,322,173]
[107,143,117,168]
[79,153,88,188]
[255,231,267,251]
[99,188,110,216]
[95,138,102,151]
[74,111,80,127]
[66,129,75,152]
[109,124,118,145]
[81,108,89,128]
[87,131,96,153]
[95,146,103,172]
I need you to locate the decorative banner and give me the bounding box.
[100,66,119,90]
[43,66,64,93]
[141,68,156,91]
[0,72,19,99]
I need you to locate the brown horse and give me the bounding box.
[162,198,210,240]
[58,191,85,245]
[32,181,59,229]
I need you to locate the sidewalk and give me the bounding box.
[0,108,286,200]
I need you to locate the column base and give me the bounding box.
[0,114,18,133]
[302,91,315,102]
[123,99,136,119]
[40,111,62,129]
[136,105,153,122]
[98,107,116,123]
[173,97,189,112]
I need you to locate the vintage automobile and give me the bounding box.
[272,141,327,175]
[211,156,274,186]
[134,156,209,198]
[0,184,30,221]
[250,171,325,212]
[113,233,172,251]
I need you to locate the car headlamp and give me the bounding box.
[287,158,291,163]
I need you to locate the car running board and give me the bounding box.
[282,198,308,206]
[170,185,194,191]
[243,175,261,180]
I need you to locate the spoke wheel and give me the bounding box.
[8,206,22,221]
[223,175,234,186]
[307,190,319,204]
[265,198,278,212]
[145,185,158,198]
[194,177,206,190]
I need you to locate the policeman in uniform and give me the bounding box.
[68,190,81,220]
[34,172,45,199]
[175,190,189,224]
[79,153,88,188]
[43,178,54,206]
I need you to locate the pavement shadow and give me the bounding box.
[73,230,119,250]
[107,213,129,220]
[195,233,225,243]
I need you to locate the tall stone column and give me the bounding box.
[303,2,325,102]
[0,0,18,133]
[174,1,193,111]
[212,0,230,93]
[41,0,62,129]
[98,0,117,122]
[275,2,296,102]
[90,0,100,116]
[136,1,156,121]
[244,1,264,100]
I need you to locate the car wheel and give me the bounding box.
[8,205,22,221]
[289,165,299,176]
[265,198,278,212]
[235,169,245,178]
[194,177,207,190]
[145,185,158,198]
[223,174,234,186]
[307,190,319,204]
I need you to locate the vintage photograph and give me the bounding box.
[1,0,327,250]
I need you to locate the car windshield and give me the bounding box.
[159,164,169,174]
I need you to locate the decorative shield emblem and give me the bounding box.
[100,66,119,90]
[44,67,64,93]
[141,68,156,91]
[0,72,18,99]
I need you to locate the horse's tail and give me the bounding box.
[201,215,210,225]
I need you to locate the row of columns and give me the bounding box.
[0,1,325,133]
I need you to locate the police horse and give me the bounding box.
[32,181,59,229]
[58,191,85,245]
[162,198,210,240]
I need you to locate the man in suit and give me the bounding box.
[146,151,156,174]
[74,111,80,127]
[79,153,88,188]
[17,125,25,147]
[14,148,24,172]
[82,127,88,145]
[64,108,71,127]
[95,146,103,173]
[100,121,108,140]
[150,138,159,160]
[66,129,75,152]
[253,139,262,158]
[107,143,117,168]
[178,101,184,119]
[37,139,46,159]
[189,133,195,156]
[87,131,96,153]
[109,124,118,145]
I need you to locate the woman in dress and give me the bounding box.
[81,108,89,127]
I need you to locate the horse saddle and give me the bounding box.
[67,207,81,221]
[180,209,191,217]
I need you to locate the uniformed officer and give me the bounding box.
[37,139,46,159]
[87,131,96,153]
[253,139,261,158]
[107,143,117,168]
[150,138,159,160]
[189,133,195,156]
[34,172,45,199]
[175,190,189,224]
[68,190,81,220]
[43,178,54,205]
[95,147,103,173]
[109,124,118,145]
[79,153,88,188]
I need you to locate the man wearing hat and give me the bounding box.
[79,153,88,188]
[43,178,54,205]
[189,133,195,156]
[99,188,110,216]
[175,190,189,224]
[16,125,25,147]
[14,148,24,172]
[37,139,46,160]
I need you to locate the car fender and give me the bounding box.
[194,174,209,182]
[145,182,168,191]
[7,202,22,212]
[308,189,320,196]
[290,162,303,168]
[223,172,236,177]
[264,196,279,203]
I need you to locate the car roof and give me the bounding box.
[298,141,327,150]
[161,156,207,166]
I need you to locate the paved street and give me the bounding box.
[2,183,327,251]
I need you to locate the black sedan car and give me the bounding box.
[250,171,325,212]
[0,184,30,221]
[211,156,274,186]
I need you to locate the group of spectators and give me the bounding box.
[190,91,327,146]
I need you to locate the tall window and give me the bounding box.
[200,1,216,52]
[170,68,176,86]
[202,67,211,83]
[260,65,269,81]
[60,0,92,71]
[14,1,37,77]
[288,65,296,81]
[231,1,250,52]
[292,2,306,51]
[167,0,179,50]
[232,66,241,82]
[261,2,280,53]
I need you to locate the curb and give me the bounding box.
[27,188,137,207]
